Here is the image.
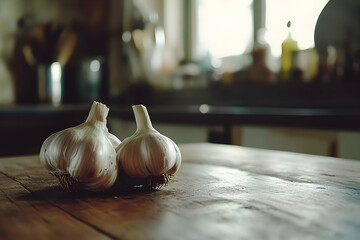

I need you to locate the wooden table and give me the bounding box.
[0,143,359,240]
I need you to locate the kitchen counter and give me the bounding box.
[0,143,359,239]
[2,103,360,129]
[1,103,360,156]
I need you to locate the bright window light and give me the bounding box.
[265,0,329,57]
[198,0,253,59]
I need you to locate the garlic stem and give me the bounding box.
[133,105,153,131]
[86,101,109,127]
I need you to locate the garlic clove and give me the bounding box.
[116,104,181,189]
[108,132,122,148]
[40,101,121,192]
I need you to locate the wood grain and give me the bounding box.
[0,143,359,240]
[0,178,112,240]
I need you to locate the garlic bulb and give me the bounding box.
[116,104,181,189]
[40,101,121,192]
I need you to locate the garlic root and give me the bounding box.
[50,172,83,192]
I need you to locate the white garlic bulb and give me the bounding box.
[116,104,181,188]
[40,101,121,192]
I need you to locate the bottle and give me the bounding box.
[280,21,298,82]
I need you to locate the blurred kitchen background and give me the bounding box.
[1,0,360,159]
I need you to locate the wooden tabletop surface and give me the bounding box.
[0,143,359,240]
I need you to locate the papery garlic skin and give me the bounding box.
[40,101,121,191]
[116,104,181,179]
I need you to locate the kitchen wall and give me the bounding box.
[236,126,360,160]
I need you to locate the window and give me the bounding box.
[265,0,329,57]
[197,0,253,59]
[195,0,329,61]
